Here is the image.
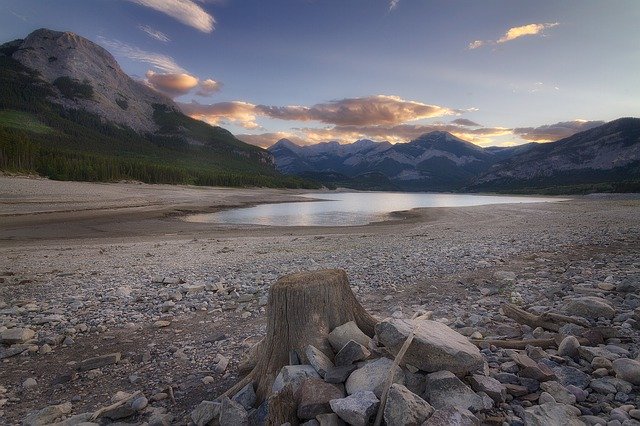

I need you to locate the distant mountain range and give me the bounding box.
[268,119,640,193]
[0,28,311,188]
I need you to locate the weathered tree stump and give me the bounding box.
[227,269,377,402]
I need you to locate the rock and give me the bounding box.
[523,402,584,426]
[77,353,121,371]
[191,401,221,426]
[510,352,555,381]
[232,382,256,411]
[131,396,148,412]
[316,413,345,426]
[219,396,248,426]
[214,354,229,373]
[540,381,577,405]
[383,383,434,426]
[564,297,615,320]
[345,357,404,397]
[49,412,96,425]
[329,390,379,426]
[375,318,483,376]
[578,346,620,362]
[22,402,73,426]
[154,320,171,328]
[469,374,506,403]
[305,345,334,378]
[539,391,556,404]
[423,370,485,412]
[272,365,320,394]
[423,406,480,425]
[23,377,38,389]
[296,378,345,420]
[335,340,370,366]
[190,401,222,426]
[324,365,358,384]
[1,327,35,344]
[328,322,371,352]
[558,335,581,359]
[612,358,640,385]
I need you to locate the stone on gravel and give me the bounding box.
[131,396,148,411]
[510,352,555,381]
[191,400,221,426]
[296,378,345,420]
[23,377,38,389]
[272,365,321,394]
[578,346,620,362]
[345,357,404,397]
[564,297,615,320]
[305,345,334,378]
[219,396,248,426]
[335,340,370,366]
[328,322,371,352]
[540,381,577,405]
[232,382,256,411]
[522,402,584,426]
[1,327,35,344]
[375,318,483,376]
[423,370,485,412]
[422,406,480,425]
[23,402,73,426]
[77,353,121,371]
[469,374,506,403]
[558,335,581,360]
[329,390,379,426]
[612,358,640,385]
[383,383,434,426]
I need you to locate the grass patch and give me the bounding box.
[0,110,53,134]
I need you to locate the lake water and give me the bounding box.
[184,192,566,227]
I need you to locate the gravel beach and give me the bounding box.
[1,176,640,424]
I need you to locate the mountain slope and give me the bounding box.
[471,117,640,192]
[0,28,313,188]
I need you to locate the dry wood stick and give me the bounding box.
[373,328,416,426]
[90,390,141,421]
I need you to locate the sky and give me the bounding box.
[1,0,639,147]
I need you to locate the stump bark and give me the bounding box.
[228,269,377,402]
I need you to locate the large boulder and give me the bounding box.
[22,402,73,426]
[1,327,35,344]
[375,318,483,376]
[423,371,485,412]
[423,406,480,425]
[345,357,404,397]
[612,358,640,385]
[272,365,320,394]
[295,378,345,420]
[522,402,585,426]
[564,297,615,320]
[305,345,334,378]
[328,322,371,352]
[190,401,221,426]
[329,391,379,426]
[383,383,434,426]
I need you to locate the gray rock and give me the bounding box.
[131,396,148,411]
[469,374,506,403]
[1,327,35,344]
[578,346,620,362]
[523,402,584,426]
[272,365,320,394]
[335,340,370,367]
[564,297,615,320]
[219,396,248,426]
[23,402,73,426]
[296,378,344,420]
[49,412,97,426]
[324,365,358,384]
[23,378,38,389]
[232,382,256,411]
[191,400,221,426]
[423,370,485,412]
[422,406,480,425]
[345,357,404,397]
[328,322,371,352]
[540,381,577,405]
[329,390,379,426]
[558,335,581,360]
[612,358,640,385]
[375,318,483,376]
[315,413,345,426]
[510,352,555,381]
[305,345,334,378]
[383,383,434,426]
[77,353,121,371]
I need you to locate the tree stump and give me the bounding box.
[228,269,377,402]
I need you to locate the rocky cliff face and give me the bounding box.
[9,28,175,133]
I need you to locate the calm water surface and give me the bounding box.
[185,192,566,227]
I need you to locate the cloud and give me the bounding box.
[180,101,260,129]
[451,118,481,127]
[497,22,559,44]
[126,0,215,33]
[145,71,199,96]
[513,120,604,142]
[469,22,559,49]
[389,0,400,10]
[97,37,185,73]
[138,24,170,42]
[195,79,222,96]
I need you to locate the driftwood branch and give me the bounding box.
[502,303,590,332]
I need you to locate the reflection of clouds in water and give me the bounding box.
[186,192,564,227]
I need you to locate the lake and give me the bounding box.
[184,192,566,227]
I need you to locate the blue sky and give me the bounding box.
[1,0,639,147]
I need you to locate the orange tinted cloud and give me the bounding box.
[180,100,259,129]
[513,120,604,142]
[498,23,559,44]
[196,79,222,96]
[146,70,198,96]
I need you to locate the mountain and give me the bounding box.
[0,28,312,188]
[269,131,522,191]
[470,117,640,193]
